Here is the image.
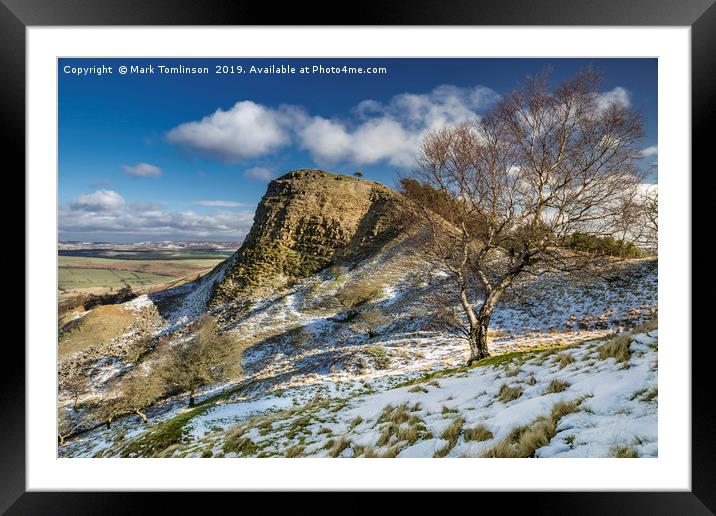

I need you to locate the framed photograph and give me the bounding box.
[5,0,710,511]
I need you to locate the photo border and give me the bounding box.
[4,0,711,511]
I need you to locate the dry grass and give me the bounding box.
[375,403,428,449]
[609,444,639,458]
[544,378,571,394]
[434,417,464,458]
[498,384,523,404]
[598,335,632,363]
[482,399,583,458]
[326,437,351,457]
[408,385,428,393]
[555,353,575,369]
[284,445,304,458]
[631,317,658,334]
[505,367,521,377]
[463,424,493,442]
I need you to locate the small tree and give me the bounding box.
[98,395,126,429]
[58,407,79,446]
[402,68,646,364]
[119,373,165,423]
[161,315,243,406]
[59,370,88,411]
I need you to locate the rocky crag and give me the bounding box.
[209,169,405,307]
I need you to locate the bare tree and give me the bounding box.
[161,315,243,406]
[402,68,646,364]
[98,395,126,429]
[58,406,79,446]
[59,370,88,411]
[638,185,658,251]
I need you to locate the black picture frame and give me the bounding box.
[4,0,710,512]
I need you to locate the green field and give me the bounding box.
[58,250,230,293]
[59,267,175,290]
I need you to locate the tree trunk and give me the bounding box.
[466,316,490,365]
[465,288,503,366]
[135,409,148,423]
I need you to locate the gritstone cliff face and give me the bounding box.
[208,169,405,307]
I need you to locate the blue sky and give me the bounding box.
[58,58,657,242]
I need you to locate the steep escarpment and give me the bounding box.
[209,169,405,307]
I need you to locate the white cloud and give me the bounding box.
[596,87,631,112]
[123,163,162,177]
[70,190,125,212]
[299,84,500,167]
[194,200,246,207]
[165,84,630,169]
[61,195,255,240]
[166,101,304,162]
[641,145,658,158]
[244,167,275,182]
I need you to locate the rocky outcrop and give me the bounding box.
[208,169,404,306]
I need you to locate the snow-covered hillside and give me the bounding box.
[61,325,657,458]
[58,215,658,458]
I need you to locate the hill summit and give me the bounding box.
[209,169,404,306]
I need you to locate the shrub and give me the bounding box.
[365,346,391,369]
[334,282,384,309]
[160,315,245,406]
[564,232,644,258]
[350,308,390,339]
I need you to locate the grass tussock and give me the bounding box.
[434,417,464,458]
[284,445,304,458]
[610,444,639,458]
[545,378,571,394]
[326,437,351,457]
[350,416,363,429]
[463,424,493,442]
[375,403,430,450]
[598,335,632,363]
[498,384,523,404]
[505,367,521,377]
[555,353,575,369]
[482,399,583,458]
